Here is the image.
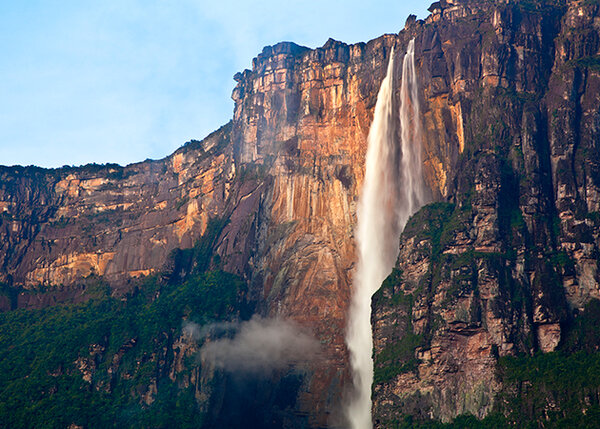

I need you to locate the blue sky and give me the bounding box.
[0,1,430,168]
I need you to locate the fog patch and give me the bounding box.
[200,316,320,374]
[182,319,237,342]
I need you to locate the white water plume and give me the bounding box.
[345,39,428,429]
[399,40,428,224]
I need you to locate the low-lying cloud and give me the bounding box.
[183,319,237,342]
[200,316,321,374]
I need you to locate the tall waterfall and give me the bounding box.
[345,39,428,429]
[398,40,427,227]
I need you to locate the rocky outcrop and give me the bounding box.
[3,33,401,426]
[230,37,398,426]
[372,0,600,424]
[0,124,249,287]
[0,35,398,427]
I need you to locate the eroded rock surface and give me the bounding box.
[372,0,600,425]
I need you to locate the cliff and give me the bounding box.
[372,0,600,425]
[0,125,238,287]
[1,0,600,427]
[1,35,396,427]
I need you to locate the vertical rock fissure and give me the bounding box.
[345,39,428,429]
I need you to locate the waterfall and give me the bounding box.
[345,39,428,429]
[398,40,427,227]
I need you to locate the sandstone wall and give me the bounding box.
[372,0,600,424]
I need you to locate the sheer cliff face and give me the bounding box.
[1,0,600,426]
[0,127,242,288]
[0,35,397,426]
[229,37,399,424]
[372,0,600,425]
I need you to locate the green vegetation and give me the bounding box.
[381,300,600,428]
[237,162,269,183]
[373,269,425,384]
[374,330,424,385]
[106,168,136,181]
[0,215,245,428]
[0,282,17,308]
[382,413,509,429]
[167,217,229,283]
[562,54,600,74]
[575,55,600,72]
[494,299,600,428]
[497,352,600,427]
[373,203,465,384]
[517,0,542,13]
[180,121,232,157]
[402,202,456,254]
[0,270,244,428]
[375,164,596,425]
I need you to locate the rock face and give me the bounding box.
[230,37,403,426]
[1,0,600,426]
[0,125,241,288]
[372,0,600,425]
[0,36,398,427]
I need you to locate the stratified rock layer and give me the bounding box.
[1,36,399,427]
[372,0,600,425]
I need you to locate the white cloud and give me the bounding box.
[200,316,321,374]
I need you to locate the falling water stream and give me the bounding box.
[345,39,428,429]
